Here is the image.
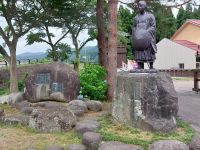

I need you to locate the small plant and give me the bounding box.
[18,73,29,91]
[79,64,107,101]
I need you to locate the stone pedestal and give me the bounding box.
[112,72,178,132]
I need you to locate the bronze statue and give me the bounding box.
[132,0,157,69]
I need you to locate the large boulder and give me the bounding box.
[149,140,189,150]
[24,63,80,103]
[112,72,178,132]
[29,107,76,132]
[99,141,144,150]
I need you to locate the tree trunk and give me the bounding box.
[107,0,118,101]
[96,0,107,67]
[10,47,18,93]
[74,43,80,72]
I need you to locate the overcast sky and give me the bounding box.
[0,1,199,55]
[0,17,97,55]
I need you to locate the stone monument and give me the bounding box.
[24,62,80,103]
[112,72,178,132]
[112,1,178,133]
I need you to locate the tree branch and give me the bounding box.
[54,30,70,46]
[0,45,10,62]
[2,2,16,37]
[79,37,95,50]
[0,27,11,47]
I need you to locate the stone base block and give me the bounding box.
[112,72,178,132]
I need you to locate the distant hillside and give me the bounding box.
[17,52,47,60]
[69,46,98,63]
[16,46,98,62]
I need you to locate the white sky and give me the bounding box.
[1,0,199,55]
[0,17,97,55]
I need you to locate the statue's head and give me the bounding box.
[138,1,147,14]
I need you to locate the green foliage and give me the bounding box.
[47,43,71,61]
[98,115,194,150]
[80,64,107,101]
[30,58,50,64]
[26,32,47,45]
[18,73,28,92]
[118,6,135,60]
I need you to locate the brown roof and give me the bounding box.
[171,19,200,40]
[174,40,200,53]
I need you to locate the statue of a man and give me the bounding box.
[132,0,157,69]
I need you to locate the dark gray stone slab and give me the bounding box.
[99,141,144,150]
[112,72,178,132]
[149,140,189,150]
[4,115,29,126]
[67,144,87,150]
[44,146,64,150]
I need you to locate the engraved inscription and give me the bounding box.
[36,73,50,84]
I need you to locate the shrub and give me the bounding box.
[18,73,28,92]
[79,64,107,101]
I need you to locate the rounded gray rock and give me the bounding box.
[44,146,64,150]
[21,107,34,114]
[49,92,65,102]
[67,144,87,150]
[15,101,31,110]
[86,100,102,112]
[149,140,189,150]
[29,107,76,132]
[82,132,102,150]
[8,92,24,106]
[75,120,100,135]
[189,134,200,150]
[99,141,144,150]
[68,100,88,116]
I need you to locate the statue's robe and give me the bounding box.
[132,12,157,63]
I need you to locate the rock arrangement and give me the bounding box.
[0,93,200,150]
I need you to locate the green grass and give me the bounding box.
[172,77,193,81]
[0,123,81,150]
[0,88,9,96]
[0,104,20,115]
[98,115,194,150]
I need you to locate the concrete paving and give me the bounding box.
[173,80,200,133]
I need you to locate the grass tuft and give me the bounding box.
[98,114,194,150]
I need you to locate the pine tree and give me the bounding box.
[177,7,186,29]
